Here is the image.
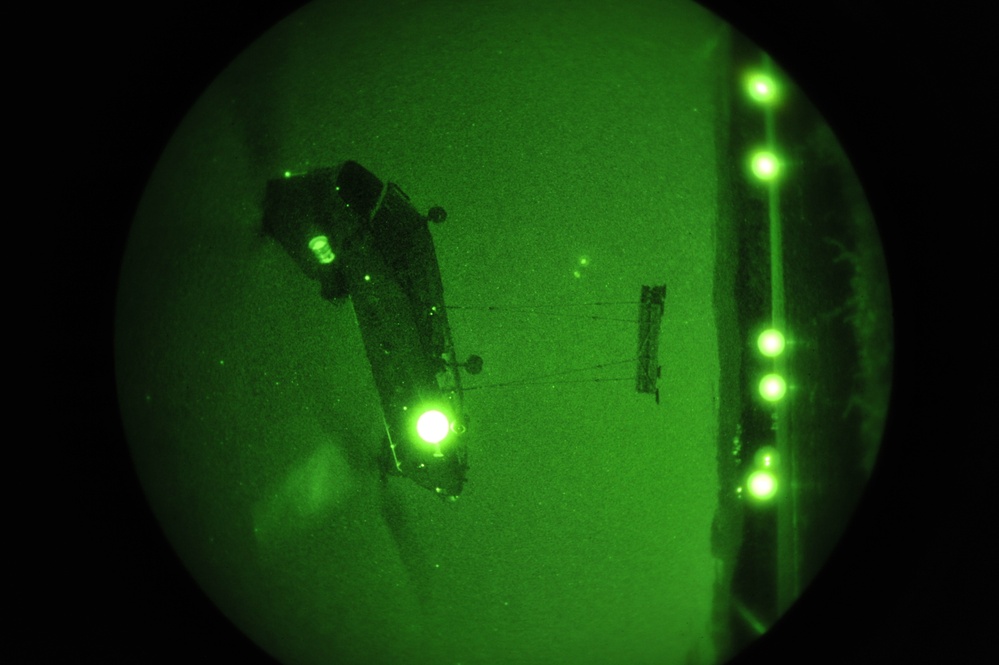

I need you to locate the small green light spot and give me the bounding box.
[308,236,335,264]
[284,170,292,178]
[219,359,225,366]
[754,446,779,469]
[364,274,371,282]
[759,373,787,402]
[757,329,785,357]
[578,255,590,267]
[750,151,781,181]
[573,270,582,279]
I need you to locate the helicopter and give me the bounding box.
[262,160,478,501]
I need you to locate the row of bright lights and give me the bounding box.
[746,442,780,501]
[745,71,783,183]
[737,329,786,502]
[750,332,785,502]
[746,71,783,502]
[756,328,786,402]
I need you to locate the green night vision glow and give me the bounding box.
[745,72,779,104]
[416,409,450,444]
[750,151,781,181]
[757,328,785,357]
[758,373,787,402]
[753,445,779,469]
[747,470,778,501]
[110,2,900,663]
[308,236,336,264]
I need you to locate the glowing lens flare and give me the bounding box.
[759,374,787,402]
[747,470,778,500]
[750,151,781,181]
[757,329,785,357]
[416,410,450,444]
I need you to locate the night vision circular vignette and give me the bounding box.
[113,1,894,664]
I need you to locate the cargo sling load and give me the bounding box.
[636,285,666,403]
[446,284,666,404]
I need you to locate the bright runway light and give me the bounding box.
[757,328,785,357]
[759,373,787,402]
[747,470,778,500]
[750,151,781,181]
[745,72,779,104]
